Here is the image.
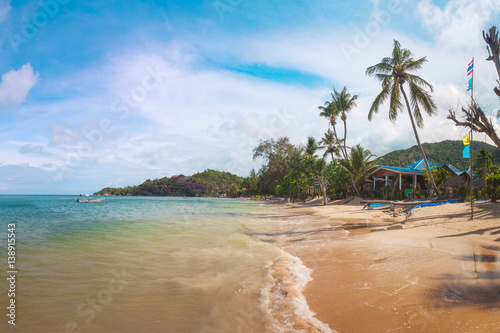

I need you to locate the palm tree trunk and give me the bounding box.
[350,176,362,197]
[321,176,328,206]
[330,119,348,161]
[400,84,442,199]
[342,113,348,160]
[332,118,361,197]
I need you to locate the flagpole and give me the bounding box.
[469,57,474,221]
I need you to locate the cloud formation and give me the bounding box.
[0,63,38,110]
[1,0,500,194]
[418,0,499,50]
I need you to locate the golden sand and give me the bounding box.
[257,198,500,332]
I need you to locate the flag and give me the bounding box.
[463,133,470,146]
[463,145,470,159]
[467,59,474,76]
[467,64,473,76]
[467,78,472,91]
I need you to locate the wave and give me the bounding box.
[261,251,336,333]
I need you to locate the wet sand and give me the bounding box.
[254,198,500,332]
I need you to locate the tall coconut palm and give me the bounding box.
[318,98,346,161]
[319,90,362,197]
[366,40,441,198]
[332,86,358,159]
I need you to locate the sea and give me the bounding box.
[0,195,333,333]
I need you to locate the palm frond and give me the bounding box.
[409,80,437,118]
[368,82,391,121]
[407,73,434,91]
[392,40,402,66]
[388,78,403,122]
[366,61,392,76]
[405,56,427,72]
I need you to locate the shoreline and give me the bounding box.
[252,198,500,332]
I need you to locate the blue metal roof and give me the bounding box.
[404,159,437,171]
[378,165,425,174]
[437,164,460,175]
[377,159,460,175]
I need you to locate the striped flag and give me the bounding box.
[467,59,474,76]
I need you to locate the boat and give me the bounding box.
[74,198,105,203]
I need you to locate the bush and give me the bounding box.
[374,186,391,199]
[457,185,470,201]
[486,173,500,202]
[390,190,403,201]
[476,188,487,200]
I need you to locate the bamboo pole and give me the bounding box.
[470,57,474,221]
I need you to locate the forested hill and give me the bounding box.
[375,140,500,170]
[94,169,244,197]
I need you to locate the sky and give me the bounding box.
[0,0,499,194]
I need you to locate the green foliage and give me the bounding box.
[375,140,500,170]
[375,185,391,199]
[241,169,259,196]
[339,144,378,188]
[390,190,404,200]
[323,161,350,194]
[457,185,470,201]
[477,188,488,200]
[253,137,298,194]
[486,172,500,202]
[475,149,495,179]
[276,172,308,199]
[423,167,451,187]
[189,169,243,187]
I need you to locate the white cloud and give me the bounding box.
[417,0,499,50]
[0,63,39,110]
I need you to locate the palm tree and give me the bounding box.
[313,158,329,205]
[319,97,346,161]
[366,40,441,198]
[339,145,378,191]
[332,87,358,159]
[319,89,362,197]
[319,128,340,162]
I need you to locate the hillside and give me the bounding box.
[375,140,500,170]
[94,169,244,197]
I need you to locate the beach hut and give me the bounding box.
[440,171,486,198]
[368,159,433,195]
[368,159,462,197]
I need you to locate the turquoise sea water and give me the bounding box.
[0,196,293,333]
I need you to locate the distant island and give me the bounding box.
[94,169,245,197]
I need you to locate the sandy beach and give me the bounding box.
[251,198,500,332]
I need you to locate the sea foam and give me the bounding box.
[261,251,336,333]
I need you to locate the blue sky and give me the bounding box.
[0,0,499,194]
